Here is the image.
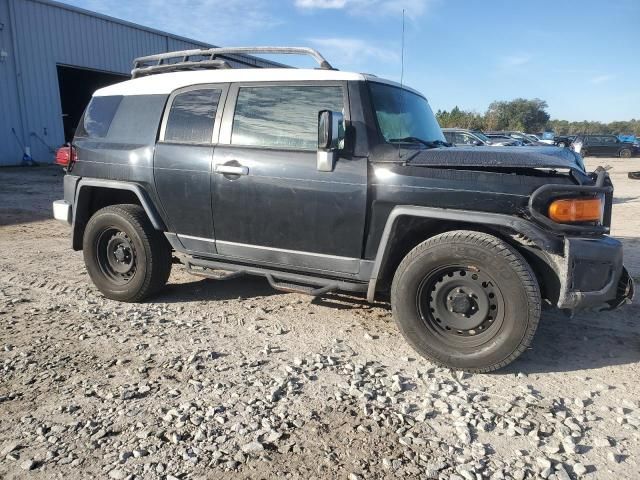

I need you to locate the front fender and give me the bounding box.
[366,205,562,302]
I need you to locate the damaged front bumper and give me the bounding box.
[555,236,634,310]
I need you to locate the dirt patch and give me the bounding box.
[0,161,638,479]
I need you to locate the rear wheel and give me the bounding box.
[581,149,589,157]
[620,148,632,158]
[391,231,541,372]
[83,204,172,302]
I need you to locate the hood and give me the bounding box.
[404,146,585,172]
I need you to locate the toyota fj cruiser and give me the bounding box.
[53,47,634,372]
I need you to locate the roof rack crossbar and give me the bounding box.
[131,46,334,78]
[131,59,231,78]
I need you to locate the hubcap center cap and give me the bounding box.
[114,246,128,263]
[448,291,472,314]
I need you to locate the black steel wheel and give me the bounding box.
[83,204,171,302]
[391,230,541,372]
[417,266,505,346]
[95,228,137,285]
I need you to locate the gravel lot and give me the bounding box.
[1,158,638,479]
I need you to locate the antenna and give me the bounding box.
[400,9,405,89]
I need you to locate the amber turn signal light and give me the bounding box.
[548,197,603,223]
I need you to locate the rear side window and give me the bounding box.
[231,85,344,150]
[164,89,221,144]
[79,95,122,138]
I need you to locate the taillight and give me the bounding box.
[548,197,603,223]
[55,145,77,168]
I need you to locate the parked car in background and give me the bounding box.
[441,128,516,146]
[571,135,635,158]
[484,133,522,146]
[486,131,551,146]
[554,135,576,148]
[535,132,556,145]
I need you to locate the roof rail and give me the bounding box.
[131,46,335,78]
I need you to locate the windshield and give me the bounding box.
[473,131,491,143]
[369,82,445,144]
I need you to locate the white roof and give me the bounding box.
[93,68,424,98]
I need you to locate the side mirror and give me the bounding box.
[317,110,344,172]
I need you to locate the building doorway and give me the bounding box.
[56,65,129,142]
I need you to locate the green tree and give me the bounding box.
[485,98,550,132]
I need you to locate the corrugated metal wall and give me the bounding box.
[0,0,24,165]
[0,0,277,166]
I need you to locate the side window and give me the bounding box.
[231,85,344,150]
[164,89,221,144]
[78,95,123,138]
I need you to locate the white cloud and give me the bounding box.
[296,0,435,18]
[308,37,399,68]
[294,0,347,8]
[74,0,280,45]
[590,74,615,85]
[500,54,532,67]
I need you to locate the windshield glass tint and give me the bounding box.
[474,131,490,142]
[369,82,444,143]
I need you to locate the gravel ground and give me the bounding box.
[1,158,638,479]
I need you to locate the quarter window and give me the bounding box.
[164,89,221,144]
[231,85,344,150]
[80,95,123,138]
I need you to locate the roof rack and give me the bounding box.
[131,46,335,78]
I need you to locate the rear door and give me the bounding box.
[154,84,228,254]
[588,136,605,155]
[210,81,368,275]
[601,136,619,155]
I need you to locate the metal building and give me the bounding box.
[0,0,278,166]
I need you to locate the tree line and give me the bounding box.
[435,98,640,136]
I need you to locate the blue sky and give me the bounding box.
[68,0,639,122]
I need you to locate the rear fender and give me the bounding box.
[71,179,166,250]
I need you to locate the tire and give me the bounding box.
[581,149,588,157]
[619,148,631,158]
[83,204,172,302]
[391,230,541,372]
[557,142,566,148]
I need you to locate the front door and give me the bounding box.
[211,82,368,275]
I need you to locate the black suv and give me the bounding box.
[52,47,634,372]
[571,134,635,158]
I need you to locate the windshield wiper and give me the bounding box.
[388,137,450,148]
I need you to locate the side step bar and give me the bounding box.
[184,257,367,296]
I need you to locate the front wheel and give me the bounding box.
[391,231,541,372]
[619,148,632,158]
[83,204,172,302]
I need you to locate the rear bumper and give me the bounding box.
[52,200,72,224]
[556,236,634,310]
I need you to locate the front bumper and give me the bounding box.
[52,200,72,224]
[556,236,634,310]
